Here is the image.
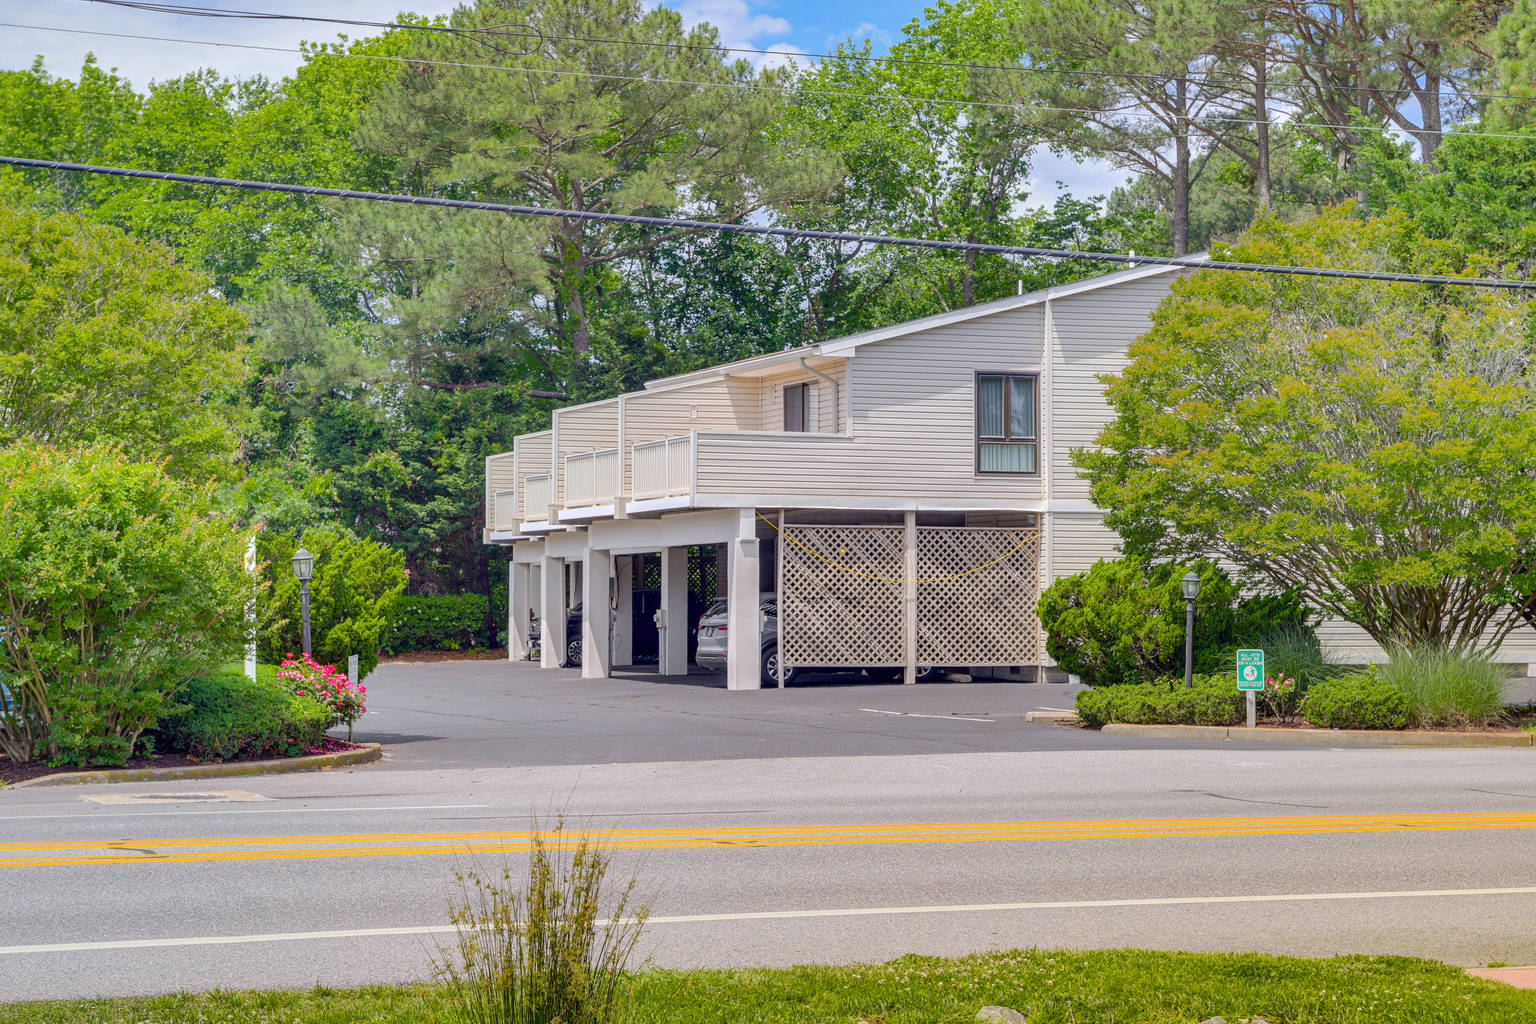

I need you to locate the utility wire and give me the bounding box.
[10,19,1536,144]
[2,155,1530,291]
[47,0,1528,105]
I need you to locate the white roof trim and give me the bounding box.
[818,259,1202,356]
[642,343,824,390]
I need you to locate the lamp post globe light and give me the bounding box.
[1181,569,1201,689]
[292,546,314,656]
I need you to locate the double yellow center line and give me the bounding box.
[5,811,1536,868]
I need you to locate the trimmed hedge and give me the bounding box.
[380,588,509,654]
[154,668,330,760]
[1301,671,1411,730]
[1075,675,1245,727]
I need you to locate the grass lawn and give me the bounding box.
[7,948,1535,1023]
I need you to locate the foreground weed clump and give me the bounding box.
[8,948,1536,1023]
[433,821,647,1024]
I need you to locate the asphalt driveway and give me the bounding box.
[356,658,1276,769]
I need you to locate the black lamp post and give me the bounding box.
[292,546,314,656]
[1181,570,1201,688]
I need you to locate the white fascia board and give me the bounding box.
[693,494,1047,513]
[624,495,694,516]
[586,507,749,551]
[487,530,522,543]
[817,260,1199,357]
[558,503,617,522]
[518,520,561,534]
[640,344,824,390]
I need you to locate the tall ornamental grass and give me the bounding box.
[1379,646,1509,728]
[434,820,648,1024]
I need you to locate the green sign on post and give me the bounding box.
[1237,649,1265,691]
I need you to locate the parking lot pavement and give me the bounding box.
[355,658,1274,770]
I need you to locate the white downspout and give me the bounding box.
[797,357,840,433]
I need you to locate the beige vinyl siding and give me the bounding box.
[553,402,620,506]
[838,306,1046,503]
[514,431,551,520]
[1048,275,1176,501]
[756,362,845,433]
[1317,617,1536,665]
[485,451,518,531]
[623,378,758,494]
[1047,511,1122,578]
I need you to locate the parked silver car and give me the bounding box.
[694,594,939,685]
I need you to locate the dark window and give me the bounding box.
[976,373,1038,474]
[784,382,809,432]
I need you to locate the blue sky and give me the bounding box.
[2,0,1125,198]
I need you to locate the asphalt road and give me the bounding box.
[4,662,1536,1002]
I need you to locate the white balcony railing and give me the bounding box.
[493,489,518,530]
[632,435,692,500]
[564,448,619,508]
[522,473,552,521]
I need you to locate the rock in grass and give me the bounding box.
[1198,1018,1228,1024]
[977,1007,1027,1024]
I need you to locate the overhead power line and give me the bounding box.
[47,0,1528,105]
[2,155,1531,291]
[10,20,1536,144]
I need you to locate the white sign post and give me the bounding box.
[1237,649,1265,729]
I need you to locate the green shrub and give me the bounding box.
[1038,558,1238,686]
[1378,645,1508,728]
[0,445,252,767]
[384,594,492,654]
[154,668,329,761]
[1075,675,1244,727]
[1301,671,1411,730]
[257,528,406,681]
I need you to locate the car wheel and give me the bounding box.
[566,638,582,667]
[916,664,942,682]
[761,645,797,687]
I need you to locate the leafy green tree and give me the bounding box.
[0,445,253,766]
[257,528,407,679]
[1079,206,1536,650]
[354,0,820,378]
[0,204,247,478]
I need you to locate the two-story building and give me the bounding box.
[483,260,1536,689]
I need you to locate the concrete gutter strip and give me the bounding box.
[1025,710,1080,723]
[1100,724,1535,747]
[6,742,383,789]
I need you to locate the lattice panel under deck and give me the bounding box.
[916,528,1041,666]
[779,525,904,666]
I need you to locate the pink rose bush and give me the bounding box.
[277,653,367,739]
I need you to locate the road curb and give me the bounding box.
[1026,710,1080,723]
[1100,724,1535,747]
[4,742,383,789]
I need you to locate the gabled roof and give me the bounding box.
[642,257,1201,389]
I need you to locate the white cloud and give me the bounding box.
[674,0,791,44]
[845,21,891,46]
[755,42,805,72]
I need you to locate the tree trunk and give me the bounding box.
[1172,76,1191,256]
[1254,54,1272,209]
[1417,62,1443,169]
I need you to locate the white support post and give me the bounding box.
[243,534,258,682]
[509,561,532,661]
[613,555,634,667]
[539,555,564,669]
[726,510,762,691]
[659,546,689,677]
[904,510,918,685]
[581,547,613,680]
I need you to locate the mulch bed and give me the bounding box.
[379,648,507,664]
[0,737,364,787]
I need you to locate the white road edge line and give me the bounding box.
[0,804,491,822]
[9,885,1536,955]
[860,709,995,723]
